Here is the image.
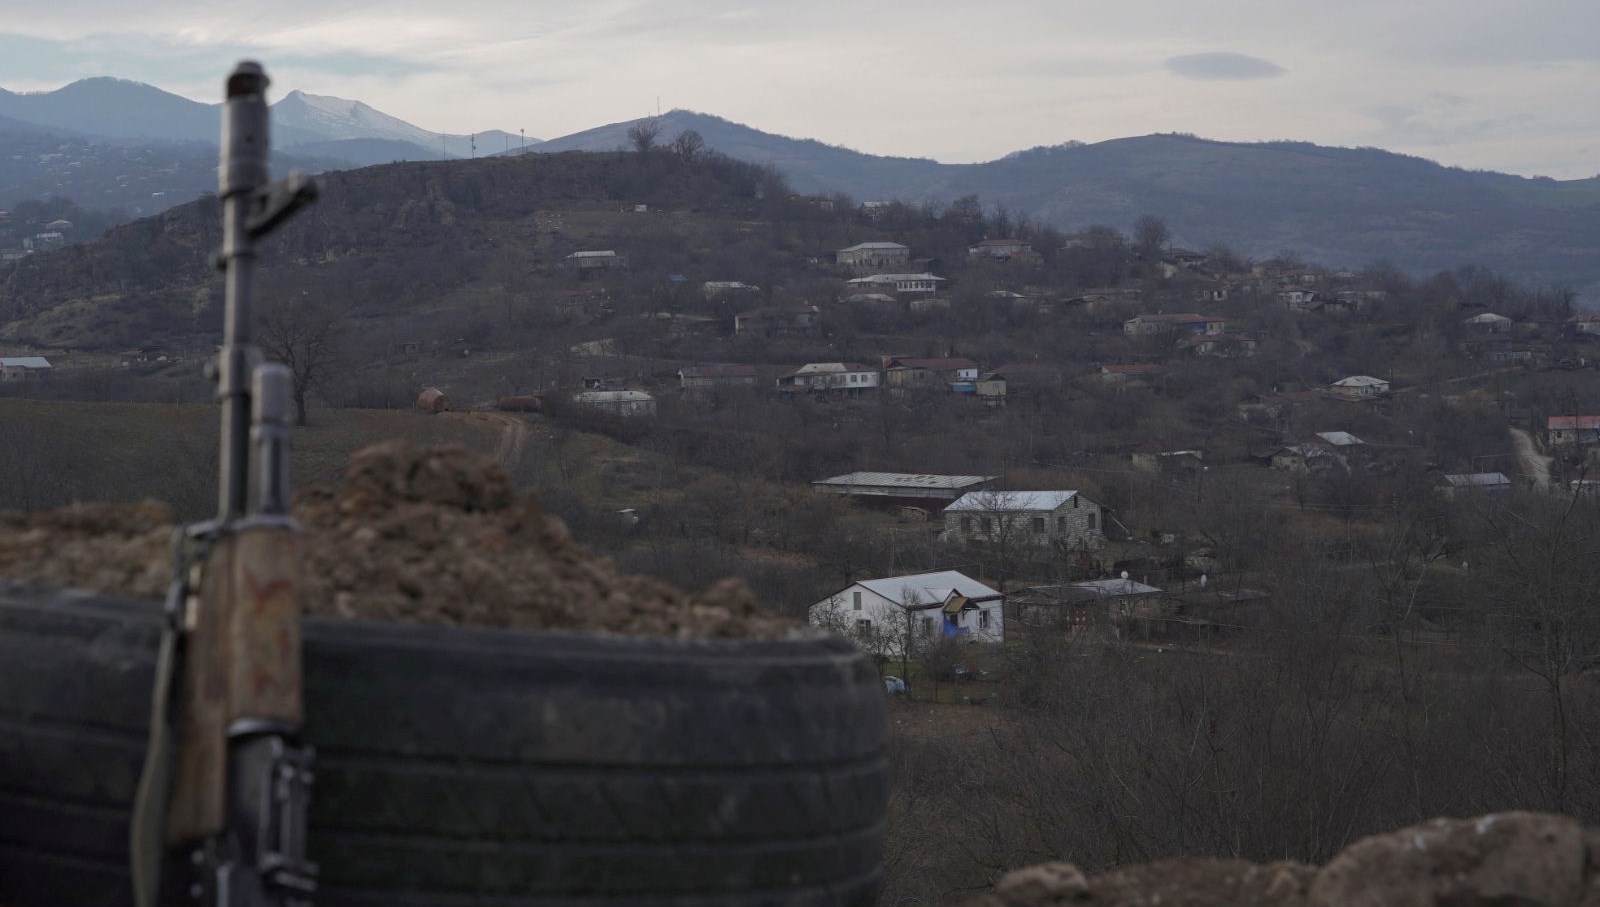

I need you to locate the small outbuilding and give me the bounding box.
[416,387,451,413]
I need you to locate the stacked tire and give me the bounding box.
[0,584,888,906]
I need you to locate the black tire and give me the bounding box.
[0,583,888,906]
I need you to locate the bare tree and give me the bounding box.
[1134,214,1171,262]
[257,296,343,426]
[627,119,663,155]
[670,129,706,161]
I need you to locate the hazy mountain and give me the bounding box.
[0,78,523,159]
[519,110,949,199]
[0,78,221,144]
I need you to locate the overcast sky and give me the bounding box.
[2,0,1597,178]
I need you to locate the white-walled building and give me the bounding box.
[809,570,1004,656]
[776,362,878,394]
[942,490,1104,550]
[846,273,946,295]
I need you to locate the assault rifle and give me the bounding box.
[131,61,319,907]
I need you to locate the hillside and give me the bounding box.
[527,115,1600,298]
[0,149,790,349]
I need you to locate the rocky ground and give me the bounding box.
[0,441,793,639]
[965,812,1595,907]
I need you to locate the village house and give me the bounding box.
[0,356,52,381]
[808,570,1004,656]
[733,305,821,337]
[882,357,980,390]
[679,364,758,392]
[1130,448,1204,476]
[1165,248,1210,269]
[1277,289,1318,312]
[1309,297,1359,317]
[564,250,626,272]
[1099,363,1163,385]
[1330,375,1390,397]
[1266,444,1344,473]
[835,241,910,269]
[1464,313,1514,332]
[942,490,1105,551]
[1547,415,1600,447]
[973,372,1007,404]
[1436,473,1512,498]
[1013,578,1167,636]
[1195,285,1230,304]
[1123,313,1226,336]
[1568,314,1600,336]
[1079,577,1171,636]
[845,273,947,296]
[1310,431,1365,451]
[702,281,760,299]
[571,389,656,417]
[1181,330,1260,358]
[811,472,997,511]
[967,238,1035,261]
[775,362,878,395]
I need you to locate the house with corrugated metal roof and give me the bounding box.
[1437,472,1512,498]
[0,357,52,381]
[564,250,626,272]
[1330,375,1390,397]
[812,472,996,510]
[808,570,1004,656]
[572,389,656,417]
[942,490,1104,551]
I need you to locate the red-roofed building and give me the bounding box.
[1547,415,1600,446]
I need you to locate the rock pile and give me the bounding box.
[0,441,792,640]
[965,812,1594,907]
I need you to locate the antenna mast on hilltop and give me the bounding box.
[470,133,476,159]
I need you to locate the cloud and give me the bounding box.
[1163,52,1286,81]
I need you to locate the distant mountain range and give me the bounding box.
[0,77,530,169]
[2,79,1598,298]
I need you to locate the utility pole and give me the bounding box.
[130,60,318,907]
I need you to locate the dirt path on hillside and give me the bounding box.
[1509,426,1553,490]
[443,411,531,471]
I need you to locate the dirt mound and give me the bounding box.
[964,812,1593,907]
[0,441,792,640]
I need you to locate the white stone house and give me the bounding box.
[836,241,910,269]
[942,490,1104,551]
[846,273,946,295]
[808,570,1004,657]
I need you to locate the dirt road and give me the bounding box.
[444,411,531,471]
[1509,426,1552,490]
